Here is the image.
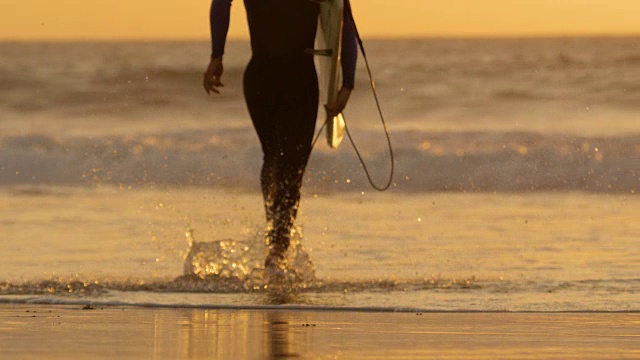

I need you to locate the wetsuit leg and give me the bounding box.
[243,59,279,226]
[244,57,319,252]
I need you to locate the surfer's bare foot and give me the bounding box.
[264,247,288,285]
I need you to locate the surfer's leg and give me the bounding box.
[268,60,319,252]
[244,58,318,270]
[243,59,281,228]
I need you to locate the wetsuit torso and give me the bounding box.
[210,0,357,89]
[244,0,318,60]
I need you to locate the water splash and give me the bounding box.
[0,277,486,296]
[181,226,316,289]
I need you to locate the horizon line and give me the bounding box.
[2,32,639,43]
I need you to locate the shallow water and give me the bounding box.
[0,187,637,311]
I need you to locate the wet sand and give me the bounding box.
[0,304,637,359]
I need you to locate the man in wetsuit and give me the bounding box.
[203,0,357,277]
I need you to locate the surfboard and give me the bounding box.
[312,0,346,149]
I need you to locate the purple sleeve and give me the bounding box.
[341,0,357,89]
[210,0,232,58]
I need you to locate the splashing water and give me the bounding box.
[181,226,316,290]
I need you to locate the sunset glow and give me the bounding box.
[1,0,639,40]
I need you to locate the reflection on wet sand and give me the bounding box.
[140,307,640,359]
[155,305,308,359]
[1,305,637,359]
[266,312,300,360]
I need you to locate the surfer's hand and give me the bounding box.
[203,57,224,95]
[325,87,352,117]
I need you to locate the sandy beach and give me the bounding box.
[0,304,637,359]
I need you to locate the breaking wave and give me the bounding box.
[0,129,637,193]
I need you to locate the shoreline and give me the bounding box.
[1,296,639,314]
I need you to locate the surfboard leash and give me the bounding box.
[346,16,395,192]
[340,7,395,192]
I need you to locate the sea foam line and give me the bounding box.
[0,296,637,314]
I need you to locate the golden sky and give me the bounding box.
[1,0,638,40]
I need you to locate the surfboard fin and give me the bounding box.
[327,113,346,149]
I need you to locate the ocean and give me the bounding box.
[0,38,638,312]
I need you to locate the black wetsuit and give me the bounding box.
[244,0,319,251]
[210,0,357,252]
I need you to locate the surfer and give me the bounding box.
[203,0,357,277]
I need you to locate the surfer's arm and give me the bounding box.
[326,0,357,116]
[204,0,231,94]
[341,0,357,90]
[210,0,232,58]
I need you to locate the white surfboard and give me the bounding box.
[312,0,346,149]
